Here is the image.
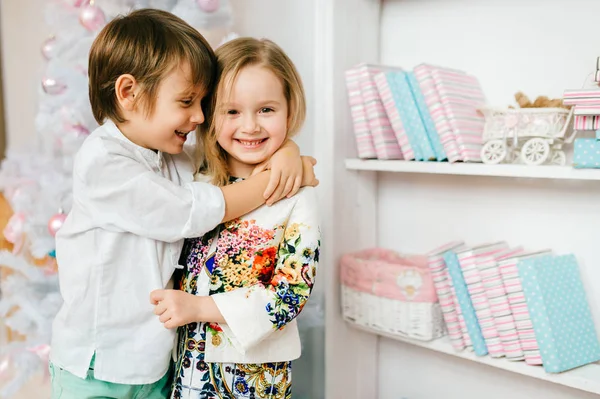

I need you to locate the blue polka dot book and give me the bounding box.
[518,254,600,373]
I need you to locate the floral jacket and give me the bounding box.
[178,185,320,364]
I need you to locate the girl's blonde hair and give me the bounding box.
[199,37,306,186]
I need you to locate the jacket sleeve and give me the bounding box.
[72,137,225,243]
[211,188,321,353]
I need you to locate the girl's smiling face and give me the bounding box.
[216,64,288,178]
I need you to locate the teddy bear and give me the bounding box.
[513,91,569,109]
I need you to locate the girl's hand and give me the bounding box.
[150,289,202,329]
[253,140,302,205]
[150,289,226,328]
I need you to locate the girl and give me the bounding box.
[150,37,320,399]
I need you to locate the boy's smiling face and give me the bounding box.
[117,63,207,155]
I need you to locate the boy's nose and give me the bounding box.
[190,108,205,124]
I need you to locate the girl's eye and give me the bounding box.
[181,100,192,106]
[227,109,239,115]
[260,107,274,113]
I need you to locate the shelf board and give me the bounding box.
[347,322,600,395]
[345,159,600,181]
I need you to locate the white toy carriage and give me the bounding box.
[479,107,575,166]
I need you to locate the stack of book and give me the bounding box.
[563,88,600,131]
[345,63,487,162]
[428,241,600,373]
[563,84,600,168]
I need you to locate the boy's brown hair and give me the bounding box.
[201,37,306,186]
[88,8,216,125]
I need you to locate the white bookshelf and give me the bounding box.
[315,0,600,398]
[345,159,600,181]
[348,322,600,395]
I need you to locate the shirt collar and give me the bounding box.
[102,119,164,165]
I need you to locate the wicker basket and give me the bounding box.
[340,248,445,341]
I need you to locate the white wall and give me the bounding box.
[377,0,600,398]
[380,0,594,105]
[1,0,50,152]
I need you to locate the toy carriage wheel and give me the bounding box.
[481,140,507,164]
[549,150,566,166]
[521,138,550,165]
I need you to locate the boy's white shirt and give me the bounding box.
[50,120,225,384]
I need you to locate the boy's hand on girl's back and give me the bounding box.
[150,289,201,329]
[301,156,319,188]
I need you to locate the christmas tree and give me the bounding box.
[0,0,233,396]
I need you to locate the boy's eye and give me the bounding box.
[260,107,274,113]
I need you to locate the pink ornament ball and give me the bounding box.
[48,212,67,237]
[67,123,90,136]
[60,0,90,8]
[197,0,220,13]
[4,212,25,245]
[75,124,90,135]
[41,36,57,60]
[42,77,67,95]
[79,4,106,32]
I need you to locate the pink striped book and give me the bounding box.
[456,242,508,356]
[564,88,600,98]
[416,64,486,162]
[432,70,485,162]
[574,104,600,116]
[356,64,404,160]
[478,256,523,361]
[414,64,461,162]
[467,248,524,358]
[427,242,466,351]
[574,115,600,130]
[498,250,552,366]
[563,88,600,106]
[345,68,377,158]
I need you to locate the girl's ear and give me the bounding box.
[115,74,139,112]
